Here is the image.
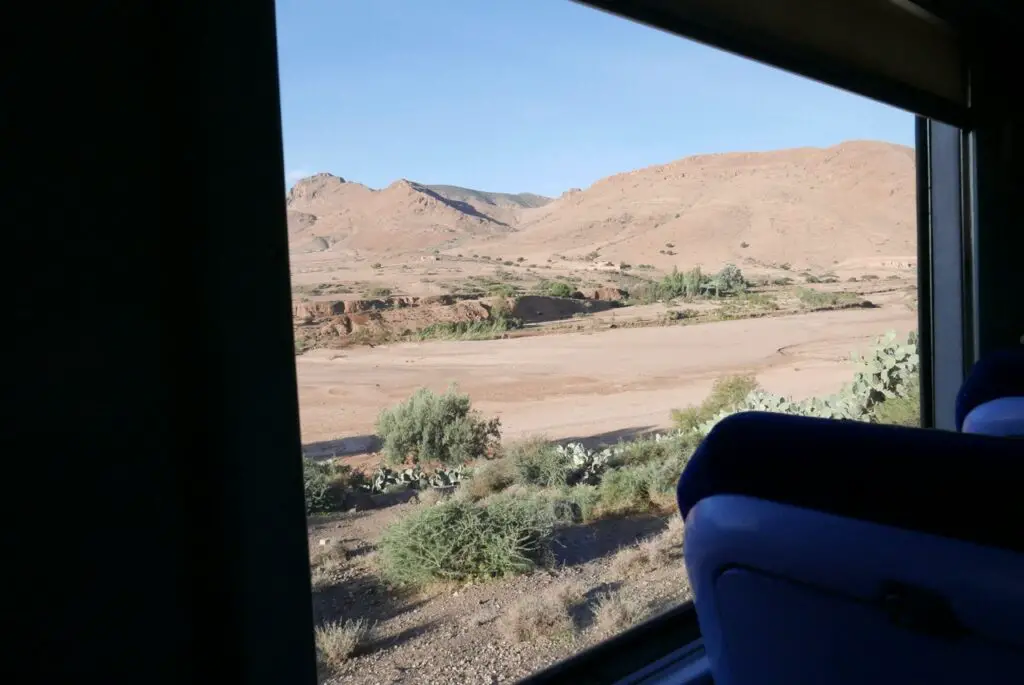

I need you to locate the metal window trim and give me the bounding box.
[918,117,974,430]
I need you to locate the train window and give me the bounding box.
[277,1,920,681]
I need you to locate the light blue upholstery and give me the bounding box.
[962,397,1024,436]
[677,412,1024,685]
[684,495,1024,685]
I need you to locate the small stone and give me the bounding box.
[318,538,329,546]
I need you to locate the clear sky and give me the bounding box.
[275,0,914,197]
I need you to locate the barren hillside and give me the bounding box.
[287,140,915,274]
[286,174,516,255]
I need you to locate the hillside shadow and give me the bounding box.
[552,515,669,567]
[413,183,510,226]
[552,426,660,451]
[303,435,380,460]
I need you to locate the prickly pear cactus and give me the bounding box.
[368,464,467,492]
[848,330,919,410]
[555,442,614,485]
[695,331,918,435]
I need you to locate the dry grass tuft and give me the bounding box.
[309,541,348,590]
[592,590,648,636]
[315,618,371,672]
[609,516,684,579]
[416,487,446,507]
[499,582,586,644]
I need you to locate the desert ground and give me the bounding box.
[292,141,919,683]
[298,301,916,458]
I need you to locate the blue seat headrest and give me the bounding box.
[962,397,1024,436]
[677,412,1023,553]
[956,348,1024,431]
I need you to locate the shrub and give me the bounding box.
[315,619,371,672]
[376,387,501,466]
[598,464,656,515]
[671,374,760,432]
[546,281,575,298]
[310,542,347,590]
[488,283,518,298]
[631,267,709,304]
[462,458,515,500]
[593,590,648,636]
[370,262,383,269]
[367,286,392,298]
[303,459,338,514]
[507,436,571,487]
[303,460,369,514]
[871,380,920,427]
[414,315,521,342]
[378,496,558,586]
[558,484,601,523]
[500,583,585,644]
[796,288,861,309]
[709,263,746,295]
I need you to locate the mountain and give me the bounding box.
[285,140,915,271]
[285,174,514,254]
[422,185,552,210]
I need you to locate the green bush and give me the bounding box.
[303,459,335,514]
[598,465,655,515]
[376,387,501,466]
[871,381,920,427]
[488,283,518,298]
[506,436,571,487]
[796,288,861,309]
[303,459,365,514]
[546,281,575,298]
[707,264,746,296]
[558,484,601,523]
[378,496,559,586]
[671,374,760,432]
[462,458,516,500]
[414,314,521,341]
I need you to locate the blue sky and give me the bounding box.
[275,0,914,197]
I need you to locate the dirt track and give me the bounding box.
[297,304,915,457]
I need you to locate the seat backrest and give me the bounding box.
[677,412,1024,685]
[956,347,1024,435]
[954,348,1019,432]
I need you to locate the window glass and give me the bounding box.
[278,1,918,680]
